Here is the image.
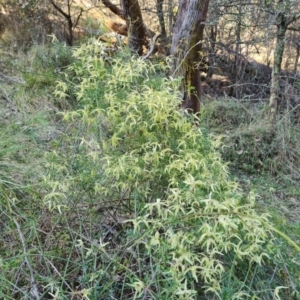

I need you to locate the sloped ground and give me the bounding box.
[1,7,300,297]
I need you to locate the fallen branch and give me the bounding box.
[101,0,124,19]
[142,33,161,60]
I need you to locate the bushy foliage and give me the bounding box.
[202,99,300,177]
[43,39,295,299]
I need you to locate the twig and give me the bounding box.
[13,217,40,299]
[142,33,161,61]
[73,8,83,29]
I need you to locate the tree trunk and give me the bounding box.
[229,4,242,98]
[169,0,209,114]
[269,13,286,124]
[156,0,166,39]
[293,41,300,73]
[102,0,125,19]
[121,0,146,55]
[167,0,174,37]
[207,25,217,79]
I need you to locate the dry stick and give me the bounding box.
[142,33,161,60]
[13,217,40,300]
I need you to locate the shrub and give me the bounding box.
[44,39,296,299]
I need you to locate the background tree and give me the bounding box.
[49,0,83,46]
[264,0,300,123]
[156,0,167,40]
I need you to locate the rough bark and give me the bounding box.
[121,0,146,55]
[102,0,154,38]
[169,0,209,114]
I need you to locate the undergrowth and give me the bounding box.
[202,99,300,177]
[0,38,299,299]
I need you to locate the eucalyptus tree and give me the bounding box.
[169,0,210,114]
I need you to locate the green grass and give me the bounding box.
[202,99,300,298]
